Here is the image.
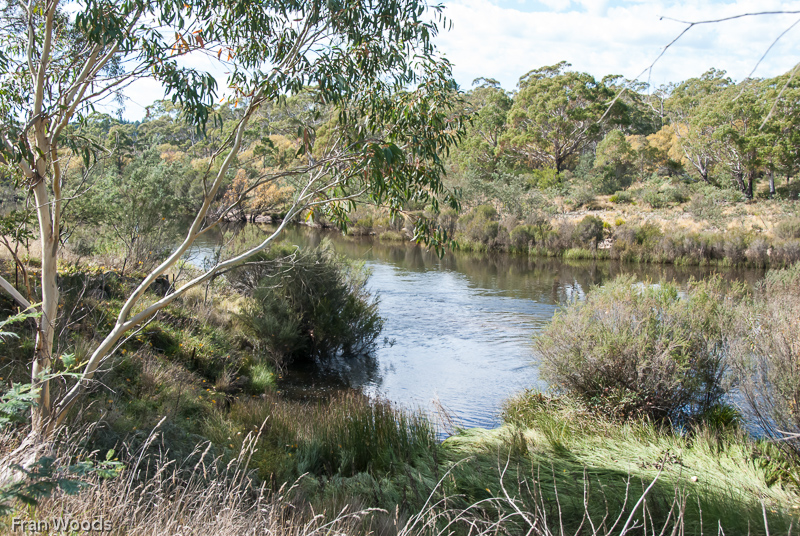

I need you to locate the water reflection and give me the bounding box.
[185,224,764,431]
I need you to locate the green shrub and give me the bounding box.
[572,216,604,245]
[350,214,373,235]
[234,241,383,367]
[609,190,633,204]
[528,167,562,190]
[567,187,595,209]
[510,224,535,249]
[734,263,800,459]
[535,276,738,423]
[437,207,459,237]
[473,204,498,221]
[640,187,669,208]
[460,205,502,245]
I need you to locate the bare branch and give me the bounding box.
[0,274,33,310]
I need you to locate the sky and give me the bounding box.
[435,0,800,90]
[115,0,800,120]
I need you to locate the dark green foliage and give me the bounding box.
[0,311,123,518]
[535,276,740,423]
[235,241,383,367]
[572,215,604,245]
[69,149,195,271]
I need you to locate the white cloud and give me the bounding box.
[115,0,800,119]
[435,0,800,91]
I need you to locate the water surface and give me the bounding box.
[187,225,764,430]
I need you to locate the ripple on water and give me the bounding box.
[186,225,761,433]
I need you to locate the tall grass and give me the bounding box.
[5,408,794,536]
[220,391,437,480]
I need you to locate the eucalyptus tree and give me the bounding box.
[502,61,622,173]
[0,0,466,440]
[699,79,770,198]
[453,78,513,175]
[663,69,732,183]
[762,72,800,192]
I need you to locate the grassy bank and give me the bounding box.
[4,389,797,535]
[3,251,800,534]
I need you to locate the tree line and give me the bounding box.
[450,62,800,201]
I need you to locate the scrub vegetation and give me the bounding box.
[1,0,800,533]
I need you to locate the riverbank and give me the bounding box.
[326,193,800,269]
[4,388,797,534]
[3,250,800,533]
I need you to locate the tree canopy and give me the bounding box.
[0,0,467,437]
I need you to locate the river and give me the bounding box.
[186,224,764,432]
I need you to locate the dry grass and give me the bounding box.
[3,420,790,536]
[2,422,379,536]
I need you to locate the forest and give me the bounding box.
[1,0,800,534]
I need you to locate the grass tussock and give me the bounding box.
[438,392,799,535]
[5,399,797,536]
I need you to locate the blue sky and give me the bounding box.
[114,0,800,120]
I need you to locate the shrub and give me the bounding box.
[510,224,535,249]
[350,214,373,235]
[437,207,459,237]
[640,187,668,209]
[609,190,633,204]
[745,238,770,267]
[734,264,800,459]
[473,204,498,221]
[688,193,723,221]
[775,217,800,240]
[234,241,383,367]
[528,167,561,190]
[543,221,575,252]
[566,188,596,210]
[459,205,503,246]
[535,276,738,423]
[572,216,604,245]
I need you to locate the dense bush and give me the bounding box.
[566,187,596,210]
[572,215,604,245]
[68,149,196,272]
[234,241,383,368]
[640,187,668,208]
[510,224,535,249]
[459,204,506,247]
[535,276,739,423]
[734,263,800,459]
